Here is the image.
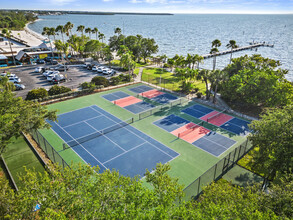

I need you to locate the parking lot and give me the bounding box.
[3,63,121,98]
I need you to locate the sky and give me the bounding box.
[2,0,293,14]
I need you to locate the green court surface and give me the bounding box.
[2,136,46,188]
[223,165,264,187]
[40,82,248,188]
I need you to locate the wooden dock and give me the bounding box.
[201,42,274,59]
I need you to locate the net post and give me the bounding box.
[131,118,134,123]
[114,100,116,105]
[63,143,66,150]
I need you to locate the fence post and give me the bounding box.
[62,159,65,169]
[213,164,218,180]
[43,136,48,154]
[36,130,41,146]
[52,149,56,163]
[238,145,242,160]
[197,176,201,195]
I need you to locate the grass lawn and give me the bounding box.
[2,136,45,188]
[142,67,206,94]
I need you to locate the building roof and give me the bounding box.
[0,54,8,60]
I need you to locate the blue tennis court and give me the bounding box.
[102,91,155,114]
[48,105,179,177]
[153,114,236,157]
[129,85,179,104]
[182,104,251,136]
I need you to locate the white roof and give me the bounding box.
[0,54,8,60]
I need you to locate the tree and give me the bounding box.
[120,50,136,77]
[85,27,92,38]
[114,27,122,35]
[210,39,221,70]
[26,88,48,100]
[91,76,109,87]
[1,28,16,66]
[197,69,211,100]
[92,27,99,40]
[98,32,105,43]
[55,25,65,43]
[64,21,74,37]
[248,105,293,181]
[220,55,293,107]
[226,40,238,64]
[0,79,56,155]
[208,69,226,103]
[41,27,54,58]
[76,25,85,37]
[48,85,71,96]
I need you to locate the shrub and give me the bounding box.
[26,88,48,100]
[80,82,96,90]
[91,76,109,87]
[196,92,202,99]
[110,76,120,86]
[118,74,131,82]
[48,85,71,96]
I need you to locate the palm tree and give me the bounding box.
[226,40,238,64]
[77,25,85,37]
[92,27,99,40]
[193,54,204,69]
[114,27,122,35]
[98,32,105,43]
[56,25,65,43]
[186,53,193,68]
[2,28,16,66]
[42,27,54,58]
[85,27,92,39]
[64,22,74,37]
[209,70,226,103]
[197,69,211,100]
[210,39,221,70]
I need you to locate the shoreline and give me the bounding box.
[25,19,46,42]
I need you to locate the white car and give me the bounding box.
[47,73,60,82]
[102,68,111,75]
[43,70,59,77]
[97,67,107,73]
[8,76,21,83]
[14,83,25,90]
[92,66,99,71]
[34,67,45,73]
[0,72,7,77]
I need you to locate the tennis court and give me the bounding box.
[129,85,178,104]
[153,114,236,157]
[182,104,251,136]
[47,105,179,177]
[102,91,155,114]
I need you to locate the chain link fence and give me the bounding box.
[183,139,252,201]
[30,129,70,170]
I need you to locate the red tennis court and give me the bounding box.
[139,89,164,99]
[201,111,233,126]
[113,96,142,107]
[171,122,210,143]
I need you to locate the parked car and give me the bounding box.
[44,57,53,63]
[86,64,95,70]
[52,74,66,84]
[55,65,69,71]
[0,72,7,77]
[8,76,21,83]
[47,59,58,65]
[43,70,59,77]
[47,73,60,82]
[82,63,89,68]
[97,66,107,73]
[34,66,46,73]
[102,68,111,75]
[14,83,25,90]
[92,65,100,71]
[36,59,45,64]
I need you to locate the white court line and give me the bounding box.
[53,122,108,170]
[103,142,147,165]
[84,121,126,153]
[49,122,89,165]
[57,105,99,116]
[62,114,104,128]
[89,106,179,159]
[152,114,188,131]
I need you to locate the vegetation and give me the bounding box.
[0,11,37,30]
[0,162,291,219]
[25,88,48,100]
[91,76,109,87]
[220,54,293,107]
[0,78,56,155]
[247,105,293,181]
[48,85,71,96]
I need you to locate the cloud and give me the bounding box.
[42,0,77,5]
[129,0,143,3]
[102,0,113,2]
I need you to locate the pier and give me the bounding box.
[201,42,274,59]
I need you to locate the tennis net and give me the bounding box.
[207,109,227,123]
[178,121,204,138]
[65,118,134,148]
